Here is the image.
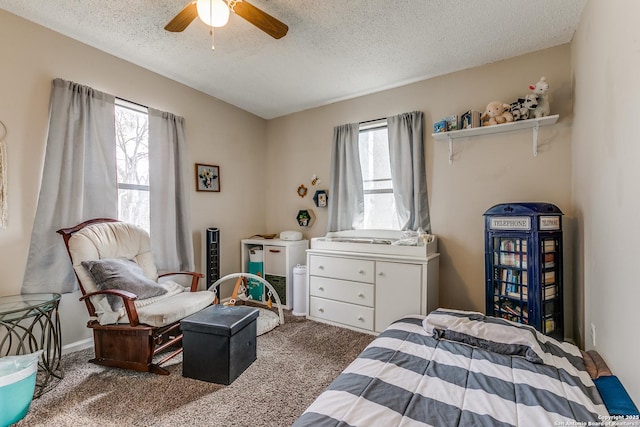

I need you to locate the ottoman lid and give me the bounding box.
[181,305,259,336]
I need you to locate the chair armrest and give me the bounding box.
[158,271,204,292]
[80,289,141,326]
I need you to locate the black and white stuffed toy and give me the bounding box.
[510,94,539,121]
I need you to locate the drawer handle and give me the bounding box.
[318,307,325,313]
[357,316,364,321]
[378,272,384,277]
[318,287,324,291]
[357,292,365,298]
[318,265,325,270]
[359,270,366,275]
[269,249,281,253]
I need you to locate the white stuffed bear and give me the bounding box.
[529,77,550,118]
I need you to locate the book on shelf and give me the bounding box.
[542,240,555,252]
[500,268,508,287]
[498,239,528,267]
[505,268,527,285]
[460,110,481,129]
[502,269,527,284]
[444,115,458,131]
[495,300,528,322]
[499,252,527,268]
[543,285,556,300]
[508,286,528,301]
[544,318,556,333]
[542,252,556,269]
[500,239,527,252]
[433,119,447,133]
[499,269,528,300]
[543,270,555,284]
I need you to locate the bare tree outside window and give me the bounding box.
[115,101,150,232]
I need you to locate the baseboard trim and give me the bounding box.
[62,337,93,355]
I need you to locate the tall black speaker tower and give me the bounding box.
[206,227,220,290]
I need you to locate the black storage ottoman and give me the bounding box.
[181,305,259,385]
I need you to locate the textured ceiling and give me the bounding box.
[0,0,587,119]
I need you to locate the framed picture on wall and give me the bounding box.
[195,163,220,192]
[313,189,328,207]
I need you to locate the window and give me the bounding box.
[115,100,150,232]
[358,122,401,230]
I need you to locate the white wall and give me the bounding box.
[266,45,575,335]
[0,10,267,346]
[572,0,640,404]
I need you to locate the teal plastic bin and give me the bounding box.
[0,350,42,427]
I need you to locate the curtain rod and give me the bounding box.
[116,96,148,111]
[359,117,386,125]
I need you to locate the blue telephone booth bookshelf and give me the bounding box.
[484,202,564,340]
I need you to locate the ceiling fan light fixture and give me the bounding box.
[196,0,230,28]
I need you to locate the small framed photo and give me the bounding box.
[195,164,220,192]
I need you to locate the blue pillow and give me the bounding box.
[594,375,640,416]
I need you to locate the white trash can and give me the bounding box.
[292,264,308,316]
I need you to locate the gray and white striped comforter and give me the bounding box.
[293,315,608,426]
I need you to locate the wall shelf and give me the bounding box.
[432,114,559,164]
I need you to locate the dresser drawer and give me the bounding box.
[309,297,374,330]
[309,276,374,307]
[264,245,286,276]
[308,255,374,283]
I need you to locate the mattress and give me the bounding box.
[293,311,610,427]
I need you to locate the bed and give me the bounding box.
[293,309,628,427]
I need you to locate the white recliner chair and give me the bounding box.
[58,218,214,375]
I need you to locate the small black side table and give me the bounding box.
[0,293,64,397]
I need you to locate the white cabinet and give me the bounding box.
[307,250,439,334]
[375,261,422,332]
[241,238,308,309]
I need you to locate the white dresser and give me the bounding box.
[306,231,439,334]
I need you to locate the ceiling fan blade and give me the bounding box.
[165,1,198,32]
[230,1,288,39]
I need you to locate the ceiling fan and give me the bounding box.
[165,0,288,39]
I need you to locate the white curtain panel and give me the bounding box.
[327,123,363,232]
[22,79,117,294]
[148,108,195,273]
[387,111,431,232]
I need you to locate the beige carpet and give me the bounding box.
[16,312,374,427]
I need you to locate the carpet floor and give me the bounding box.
[16,312,374,427]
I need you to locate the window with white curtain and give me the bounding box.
[358,121,401,230]
[115,100,150,232]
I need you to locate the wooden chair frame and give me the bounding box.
[57,218,205,375]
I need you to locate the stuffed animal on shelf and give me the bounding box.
[529,76,550,118]
[510,94,539,121]
[481,101,514,126]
